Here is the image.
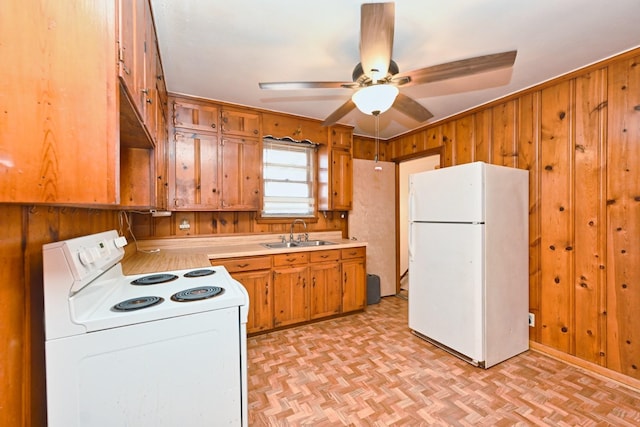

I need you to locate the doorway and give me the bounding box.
[397,154,440,294]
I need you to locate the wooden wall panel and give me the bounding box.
[0,205,121,426]
[362,47,640,382]
[491,100,518,167]
[454,115,474,165]
[517,92,541,341]
[606,55,640,378]
[474,109,492,163]
[573,69,607,365]
[441,122,455,166]
[539,80,574,353]
[0,206,28,427]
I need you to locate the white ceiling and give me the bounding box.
[151,0,640,139]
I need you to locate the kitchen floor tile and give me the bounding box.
[247,296,640,426]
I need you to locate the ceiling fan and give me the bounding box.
[258,2,517,127]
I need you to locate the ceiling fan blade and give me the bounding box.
[392,50,517,87]
[393,93,434,122]
[360,2,395,81]
[259,81,354,90]
[321,99,357,127]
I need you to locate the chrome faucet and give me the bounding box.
[290,218,308,242]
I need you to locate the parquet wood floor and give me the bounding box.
[247,296,640,426]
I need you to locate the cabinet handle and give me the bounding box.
[312,277,316,287]
[237,263,249,268]
[146,98,152,104]
[211,123,217,129]
[320,255,329,259]
[253,129,259,135]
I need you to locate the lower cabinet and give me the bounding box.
[272,252,309,327]
[309,250,342,319]
[213,245,365,335]
[341,247,367,313]
[213,255,272,334]
[234,269,273,334]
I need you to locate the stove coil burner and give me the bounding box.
[171,286,224,302]
[130,273,179,286]
[183,269,216,278]
[112,296,164,312]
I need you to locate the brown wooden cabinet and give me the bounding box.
[173,100,219,133]
[169,131,220,210]
[215,256,273,334]
[0,1,120,204]
[221,109,260,137]
[319,125,354,211]
[219,136,261,210]
[0,0,165,207]
[309,250,342,319]
[341,247,367,312]
[169,97,261,211]
[273,252,310,327]
[213,245,365,334]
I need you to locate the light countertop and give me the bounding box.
[121,231,366,275]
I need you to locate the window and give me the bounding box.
[262,138,317,218]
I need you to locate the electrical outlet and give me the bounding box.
[179,219,191,230]
[528,312,535,327]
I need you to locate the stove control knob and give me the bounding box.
[78,249,94,266]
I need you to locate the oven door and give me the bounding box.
[46,307,244,427]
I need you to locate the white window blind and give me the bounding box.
[262,137,317,217]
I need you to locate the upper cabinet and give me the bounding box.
[0,0,166,207]
[168,96,261,211]
[319,126,354,211]
[0,1,119,204]
[173,100,219,133]
[221,110,260,137]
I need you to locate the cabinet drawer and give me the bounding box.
[213,256,272,272]
[273,252,309,266]
[309,249,340,263]
[341,247,366,260]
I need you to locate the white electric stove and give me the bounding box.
[42,230,249,427]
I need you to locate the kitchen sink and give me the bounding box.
[261,241,300,249]
[296,240,336,247]
[261,240,335,249]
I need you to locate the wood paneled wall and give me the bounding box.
[0,205,123,426]
[130,210,347,239]
[383,48,640,381]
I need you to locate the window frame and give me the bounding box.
[257,137,319,223]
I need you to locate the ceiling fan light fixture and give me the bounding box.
[351,84,399,115]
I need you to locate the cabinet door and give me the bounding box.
[342,258,366,312]
[0,1,119,204]
[170,132,220,209]
[330,126,352,150]
[173,101,219,133]
[220,136,261,210]
[234,270,273,334]
[331,149,353,210]
[221,110,260,137]
[142,1,158,143]
[310,263,341,319]
[273,266,309,327]
[118,0,146,114]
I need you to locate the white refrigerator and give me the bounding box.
[408,162,529,368]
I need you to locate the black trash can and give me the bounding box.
[367,274,381,305]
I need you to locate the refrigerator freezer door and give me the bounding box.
[409,162,484,223]
[408,222,484,363]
